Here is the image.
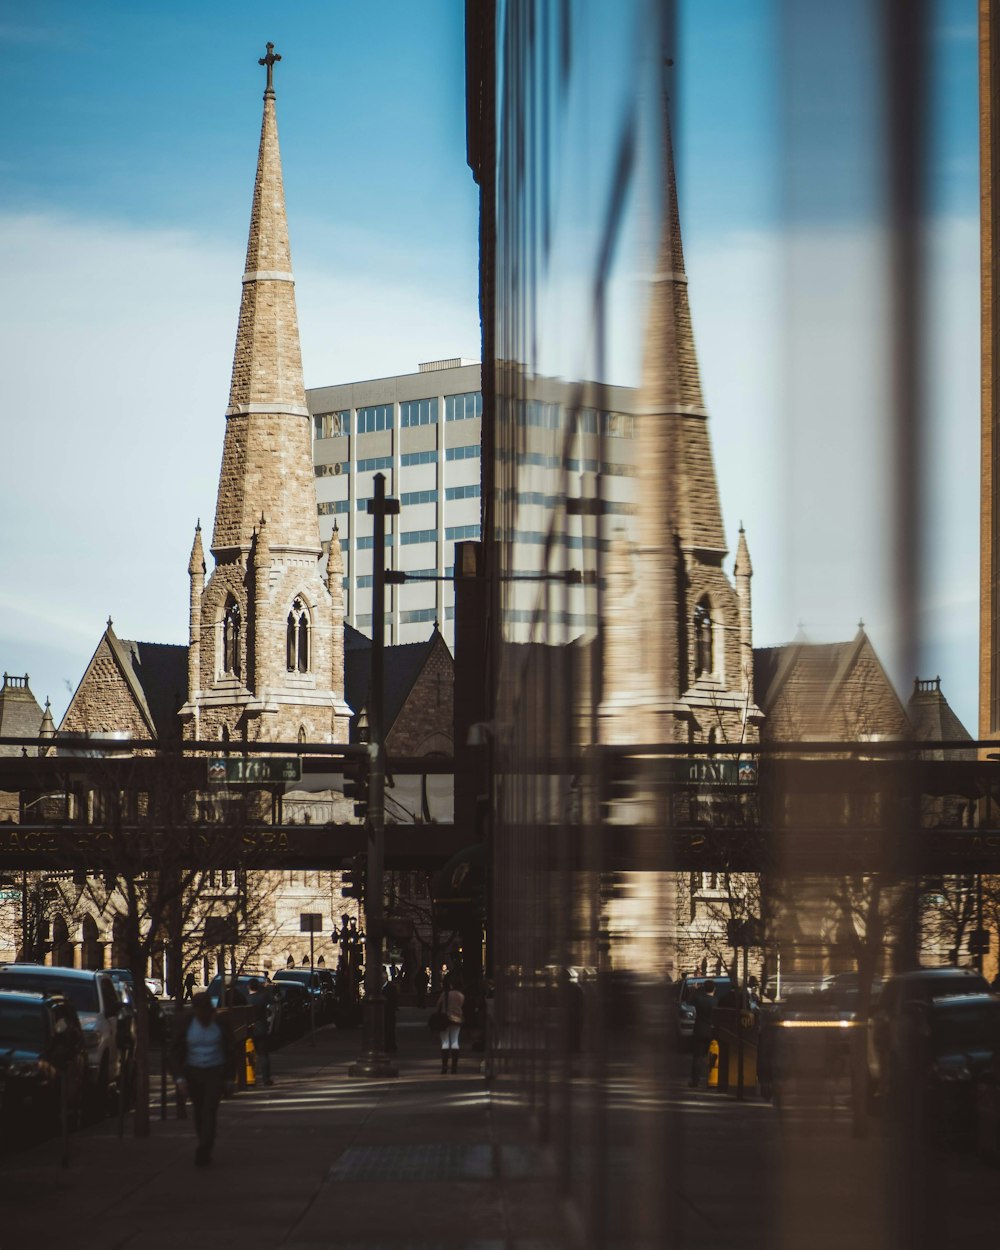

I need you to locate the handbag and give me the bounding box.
[427,989,449,1031]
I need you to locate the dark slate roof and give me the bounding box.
[344,625,449,740]
[752,631,910,742]
[908,679,974,758]
[108,635,188,740]
[0,674,44,756]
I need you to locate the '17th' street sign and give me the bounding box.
[207,757,302,785]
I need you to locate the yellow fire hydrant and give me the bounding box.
[245,1036,256,1087]
[707,1038,720,1089]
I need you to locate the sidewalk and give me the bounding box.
[0,1009,567,1250]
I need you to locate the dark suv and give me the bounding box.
[868,967,992,1102]
[0,990,88,1132]
[273,969,335,1021]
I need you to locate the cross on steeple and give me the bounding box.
[258,42,281,96]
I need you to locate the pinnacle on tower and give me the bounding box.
[734,526,752,578]
[188,523,205,575]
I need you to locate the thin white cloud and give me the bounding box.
[0,209,479,720]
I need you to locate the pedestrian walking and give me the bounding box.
[415,964,429,1008]
[383,969,398,1053]
[689,979,717,1089]
[248,978,275,1085]
[170,992,236,1166]
[183,971,196,1002]
[436,973,465,1073]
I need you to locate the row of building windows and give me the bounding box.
[400,397,438,427]
[317,499,350,515]
[446,443,480,461]
[355,613,393,628]
[499,528,606,551]
[445,524,481,541]
[357,404,393,434]
[313,394,482,439]
[352,487,440,513]
[402,528,437,546]
[445,483,480,501]
[401,607,437,624]
[445,391,483,421]
[577,409,635,438]
[317,446,479,476]
[357,534,394,550]
[504,449,635,476]
[340,568,445,590]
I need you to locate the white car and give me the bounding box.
[0,964,122,1109]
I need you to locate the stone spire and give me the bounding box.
[639,101,727,558]
[734,525,754,699]
[326,522,344,602]
[187,522,206,706]
[211,45,319,560]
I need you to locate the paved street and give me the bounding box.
[3,1012,1000,1249]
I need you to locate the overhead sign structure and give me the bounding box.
[208,757,302,785]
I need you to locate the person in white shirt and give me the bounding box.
[170,993,235,1165]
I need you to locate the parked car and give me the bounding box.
[666,976,735,1048]
[272,980,310,1041]
[206,974,272,1008]
[108,969,162,1041]
[868,966,992,1101]
[890,993,1000,1146]
[975,1048,1000,1163]
[0,990,88,1134]
[273,969,335,1021]
[0,965,122,1114]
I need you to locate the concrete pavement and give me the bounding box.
[0,1009,566,1250]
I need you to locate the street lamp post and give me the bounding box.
[350,472,399,1078]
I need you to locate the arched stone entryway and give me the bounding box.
[51,915,73,967]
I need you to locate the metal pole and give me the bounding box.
[350,472,398,1078]
[309,927,316,1042]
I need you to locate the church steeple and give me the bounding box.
[182,48,350,747]
[211,44,318,559]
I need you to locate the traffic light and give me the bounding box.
[341,854,366,900]
[343,762,369,820]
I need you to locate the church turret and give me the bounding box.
[326,523,345,702]
[187,523,205,708]
[734,524,754,702]
[184,46,349,745]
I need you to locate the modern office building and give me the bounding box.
[307,359,483,647]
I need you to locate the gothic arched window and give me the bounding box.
[222,597,242,679]
[693,598,713,677]
[286,597,310,673]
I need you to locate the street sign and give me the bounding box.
[664,758,756,786]
[207,757,302,785]
[0,889,22,901]
[300,912,323,933]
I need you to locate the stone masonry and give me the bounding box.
[182,71,351,748]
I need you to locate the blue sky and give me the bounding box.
[0,0,982,730]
